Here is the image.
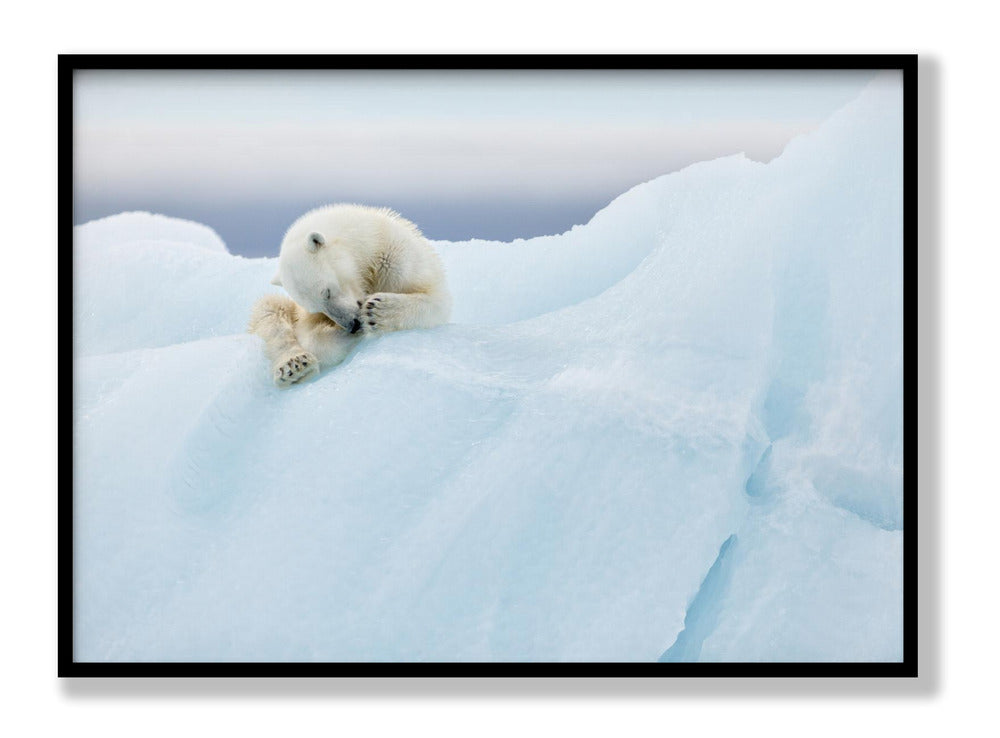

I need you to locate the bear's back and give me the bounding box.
[289,203,423,248]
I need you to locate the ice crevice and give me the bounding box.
[659,535,738,663]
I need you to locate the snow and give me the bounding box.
[72,72,904,662]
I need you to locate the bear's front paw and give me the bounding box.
[359,293,401,334]
[273,352,319,387]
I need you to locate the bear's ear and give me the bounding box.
[306,232,325,253]
[270,272,282,287]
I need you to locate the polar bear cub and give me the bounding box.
[249,204,451,386]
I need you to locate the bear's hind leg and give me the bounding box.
[294,312,360,368]
[249,295,320,387]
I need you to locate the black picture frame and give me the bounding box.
[59,53,918,678]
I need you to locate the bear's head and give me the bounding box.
[274,227,362,333]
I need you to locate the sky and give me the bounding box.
[73,69,877,256]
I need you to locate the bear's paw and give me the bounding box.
[273,351,320,387]
[359,293,403,334]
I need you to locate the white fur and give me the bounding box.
[249,204,451,387]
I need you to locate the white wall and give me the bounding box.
[5,1,989,736]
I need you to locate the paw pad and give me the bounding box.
[273,352,319,387]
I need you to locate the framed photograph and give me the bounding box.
[61,54,916,676]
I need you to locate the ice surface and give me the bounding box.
[74,212,276,357]
[72,73,904,662]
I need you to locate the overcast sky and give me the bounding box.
[73,69,879,255]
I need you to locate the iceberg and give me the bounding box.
[72,73,904,662]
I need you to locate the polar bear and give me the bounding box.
[248,204,451,386]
